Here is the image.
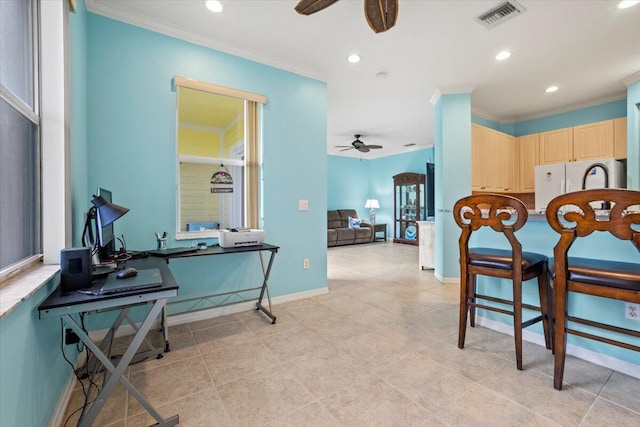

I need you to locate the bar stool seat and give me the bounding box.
[470,248,547,271]
[549,257,640,291]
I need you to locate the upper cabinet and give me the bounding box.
[517,133,539,193]
[614,117,627,160]
[573,120,613,161]
[471,124,516,192]
[539,127,573,165]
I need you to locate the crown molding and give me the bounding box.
[84,0,326,82]
[470,107,509,124]
[430,86,475,105]
[622,71,640,87]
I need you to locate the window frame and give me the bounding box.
[173,76,266,240]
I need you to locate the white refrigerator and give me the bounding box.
[534,158,626,211]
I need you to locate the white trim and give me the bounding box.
[434,271,459,284]
[40,0,68,264]
[88,287,329,341]
[471,107,510,124]
[178,121,221,133]
[476,316,640,379]
[177,155,244,166]
[174,76,266,104]
[430,86,476,105]
[622,71,640,87]
[0,84,39,124]
[48,372,77,427]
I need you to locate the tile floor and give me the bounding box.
[62,242,640,426]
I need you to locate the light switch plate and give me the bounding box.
[299,199,309,211]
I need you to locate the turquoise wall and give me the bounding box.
[82,13,327,330]
[627,81,640,190]
[327,149,434,237]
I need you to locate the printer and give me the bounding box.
[218,228,265,248]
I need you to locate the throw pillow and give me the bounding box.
[348,216,361,229]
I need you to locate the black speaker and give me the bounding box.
[60,248,92,294]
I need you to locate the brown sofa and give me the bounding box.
[327,209,374,247]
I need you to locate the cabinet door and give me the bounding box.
[614,117,627,160]
[517,133,539,192]
[573,120,613,161]
[539,127,573,165]
[471,124,492,191]
[491,131,516,192]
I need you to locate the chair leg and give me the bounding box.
[458,271,470,349]
[469,273,477,328]
[554,288,568,390]
[513,276,523,370]
[538,271,552,350]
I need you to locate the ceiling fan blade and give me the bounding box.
[335,145,352,147]
[364,0,398,33]
[365,145,383,149]
[295,0,340,15]
[340,147,355,152]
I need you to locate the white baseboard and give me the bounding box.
[88,286,329,341]
[50,352,88,427]
[476,316,640,379]
[434,271,459,284]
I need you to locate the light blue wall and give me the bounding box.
[82,14,327,328]
[514,99,627,136]
[626,81,640,190]
[327,149,434,237]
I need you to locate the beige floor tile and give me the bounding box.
[437,387,557,426]
[126,355,214,416]
[62,381,127,427]
[374,352,482,414]
[191,320,257,353]
[187,312,246,332]
[201,339,279,386]
[239,309,301,338]
[129,329,198,373]
[125,387,230,427]
[321,373,433,426]
[580,397,640,427]
[216,366,314,426]
[263,402,341,427]
[259,326,333,362]
[480,363,596,426]
[599,371,640,413]
[332,329,416,371]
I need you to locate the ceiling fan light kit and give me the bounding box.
[295,0,399,34]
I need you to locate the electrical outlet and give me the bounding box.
[298,199,309,211]
[303,259,310,269]
[625,303,640,321]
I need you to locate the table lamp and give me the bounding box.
[364,199,380,224]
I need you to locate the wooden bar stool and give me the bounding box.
[546,189,640,390]
[453,194,552,370]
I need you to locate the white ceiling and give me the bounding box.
[85,0,640,159]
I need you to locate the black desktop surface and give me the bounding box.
[161,243,280,259]
[39,257,178,311]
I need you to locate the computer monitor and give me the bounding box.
[96,187,116,260]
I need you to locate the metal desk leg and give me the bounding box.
[256,250,277,324]
[66,299,179,427]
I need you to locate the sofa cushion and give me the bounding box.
[327,229,337,247]
[336,228,355,241]
[327,210,342,229]
[348,216,362,228]
[338,209,359,228]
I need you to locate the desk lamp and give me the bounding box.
[82,195,129,265]
[364,199,380,224]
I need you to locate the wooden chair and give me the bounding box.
[453,194,552,370]
[546,189,640,390]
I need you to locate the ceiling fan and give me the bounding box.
[336,134,383,153]
[295,0,398,34]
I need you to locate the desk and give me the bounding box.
[158,243,279,325]
[38,257,179,427]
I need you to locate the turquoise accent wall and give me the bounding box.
[82,12,327,331]
[434,93,472,279]
[514,99,627,136]
[626,81,640,190]
[327,149,434,237]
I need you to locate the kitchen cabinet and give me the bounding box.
[539,127,573,165]
[573,120,613,161]
[614,117,627,160]
[471,124,516,192]
[517,133,539,192]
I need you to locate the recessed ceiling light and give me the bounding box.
[347,54,361,64]
[545,86,559,93]
[376,71,388,79]
[618,1,639,9]
[205,1,223,13]
[495,50,511,61]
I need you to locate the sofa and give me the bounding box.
[327,209,374,247]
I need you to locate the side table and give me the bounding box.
[373,223,387,241]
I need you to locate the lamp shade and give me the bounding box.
[91,195,129,227]
[365,199,380,209]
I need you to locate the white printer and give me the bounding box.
[218,228,265,248]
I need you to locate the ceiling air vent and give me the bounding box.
[476,1,526,29]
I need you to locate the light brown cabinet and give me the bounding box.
[517,133,539,192]
[539,127,573,165]
[573,120,613,161]
[471,124,516,192]
[614,117,627,160]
